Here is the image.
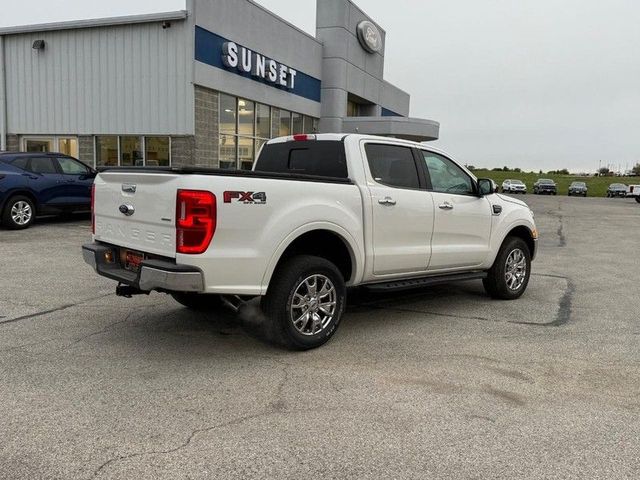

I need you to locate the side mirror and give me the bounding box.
[477,178,496,196]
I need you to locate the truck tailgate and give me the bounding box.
[93,171,180,258]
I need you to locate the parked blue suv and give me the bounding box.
[0,152,96,229]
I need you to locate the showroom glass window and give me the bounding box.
[219,94,272,170]
[94,136,171,167]
[217,91,320,170]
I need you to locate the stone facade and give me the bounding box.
[194,86,219,167]
[78,136,94,165]
[171,136,196,167]
[6,134,19,152]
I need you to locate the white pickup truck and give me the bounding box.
[83,134,538,349]
[627,184,640,202]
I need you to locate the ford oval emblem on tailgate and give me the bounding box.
[119,204,135,216]
[122,183,137,193]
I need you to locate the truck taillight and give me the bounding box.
[91,184,95,234]
[176,190,216,254]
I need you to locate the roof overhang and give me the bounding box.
[0,10,188,36]
[342,116,440,142]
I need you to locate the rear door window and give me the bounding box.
[11,158,29,170]
[255,141,348,178]
[364,144,420,190]
[28,157,58,174]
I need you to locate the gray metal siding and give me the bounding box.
[4,20,193,135]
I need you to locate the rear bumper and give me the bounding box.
[82,243,205,293]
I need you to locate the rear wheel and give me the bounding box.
[483,237,531,300]
[261,255,346,350]
[2,195,35,230]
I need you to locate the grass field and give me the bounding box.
[472,170,640,197]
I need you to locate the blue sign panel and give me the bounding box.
[195,26,322,103]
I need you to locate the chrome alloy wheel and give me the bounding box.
[505,248,527,291]
[290,274,337,336]
[11,201,33,226]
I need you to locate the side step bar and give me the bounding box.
[364,271,487,293]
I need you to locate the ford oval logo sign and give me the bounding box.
[357,21,383,54]
[119,204,135,216]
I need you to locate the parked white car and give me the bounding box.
[502,179,527,194]
[627,184,640,203]
[83,134,538,349]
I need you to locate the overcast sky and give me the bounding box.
[2,0,639,172]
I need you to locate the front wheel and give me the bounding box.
[483,237,531,300]
[261,255,346,350]
[2,195,36,229]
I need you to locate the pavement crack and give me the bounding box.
[0,293,114,326]
[557,216,566,247]
[510,274,575,327]
[62,308,141,351]
[90,412,269,479]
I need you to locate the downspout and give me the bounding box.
[0,35,6,151]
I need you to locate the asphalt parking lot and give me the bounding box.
[1,195,639,479]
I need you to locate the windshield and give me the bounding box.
[511,180,524,185]
[571,182,586,187]
[538,179,554,184]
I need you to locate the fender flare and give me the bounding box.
[487,221,537,267]
[260,221,364,294]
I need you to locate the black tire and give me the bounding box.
[261,255,346,350]
[171,293,224,312]
[636,197,640,204]
[483,237,532,300]
[2,195,36,229]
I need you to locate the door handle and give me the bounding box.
[439,202,454,210]
[378,197,397,206]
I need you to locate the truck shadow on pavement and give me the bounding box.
[170,273,571,349]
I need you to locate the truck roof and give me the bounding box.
[266,133,446,153]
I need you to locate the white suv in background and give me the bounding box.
[502,179,527,194]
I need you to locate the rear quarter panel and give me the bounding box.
[174,176,365,295]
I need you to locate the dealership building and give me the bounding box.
[0,0,439,169]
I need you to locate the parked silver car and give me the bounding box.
[501,179,527,194]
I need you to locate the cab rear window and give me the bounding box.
[255,141,348,178]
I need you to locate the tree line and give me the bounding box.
[466,163,640,176]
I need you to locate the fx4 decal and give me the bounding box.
[224,191,267,204]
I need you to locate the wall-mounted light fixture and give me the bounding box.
[32,40,46,50]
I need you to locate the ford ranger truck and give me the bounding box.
[83,134,538,350]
